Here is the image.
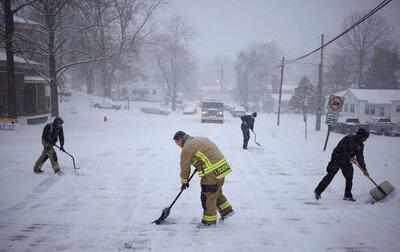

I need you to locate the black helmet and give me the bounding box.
[252,112,257,117]
[356,128,369,139]
[53,116,64,125]
[173,131,186,140]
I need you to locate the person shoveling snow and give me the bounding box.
[314,128,370,202]
[154,131,235,228]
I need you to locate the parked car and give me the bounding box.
[330,117,369,134]
[368,117,399,136]
[183,102,197,115]
[90,97,121,110]
[230,106,246,117]
[140,105,170,115]
[201,100,224,123]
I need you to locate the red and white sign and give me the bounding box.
[327,95,344,112]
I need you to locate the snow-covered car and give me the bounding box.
[140,106,170,115]
[230,106,246,117]
[90,97,121,110]
[183,102,197,115]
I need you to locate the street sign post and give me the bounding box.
[323,95,344,151]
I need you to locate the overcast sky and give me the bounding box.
[161,0,400,61]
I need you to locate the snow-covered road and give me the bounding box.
[1,93,399,251]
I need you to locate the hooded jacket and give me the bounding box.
[240,115,254,130]
[42,117,64,147]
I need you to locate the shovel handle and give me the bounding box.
[354,162,387,196]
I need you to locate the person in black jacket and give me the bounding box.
[33,117,65,174]
[314,128,370,201]
[240,112,257,149]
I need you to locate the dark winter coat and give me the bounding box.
[331,134,366,169]
[42,119,64,147]
[240,115,254,130]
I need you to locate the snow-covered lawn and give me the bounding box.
[1,92,399,251]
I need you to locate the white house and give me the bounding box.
[327,88,400,122]
[269,85,297,113]
[271,94,293,113]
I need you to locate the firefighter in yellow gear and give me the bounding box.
[173,131,234,228]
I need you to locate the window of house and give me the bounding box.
[397,105,400,113]
[344,103,348,112]
[365,105,375,115]
[379,107,384,117]
[350,104,355,113]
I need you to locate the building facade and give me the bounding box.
[327,88,400,123]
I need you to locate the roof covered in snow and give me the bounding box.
[24,76,47,83]
[0,50,41,65]
[345,88,400,104]
[13,16,39,25]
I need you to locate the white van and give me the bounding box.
[201,100,224,123]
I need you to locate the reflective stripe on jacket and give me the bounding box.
[180,137,232,184]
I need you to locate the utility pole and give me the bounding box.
[316,34,324,131]
[220,64,224,92]
[277,57,285,126]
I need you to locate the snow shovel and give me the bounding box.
[54,145,79,170]
[153,170,197,225]
[251,130,262,147]
[354,162,394,201]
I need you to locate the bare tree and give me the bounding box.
[0,0,36,119]
[11,0,113,116]
[76,0,163,98]
[153,15,196,111]
[235,42,281,109]
[338,11,392,88]
[324,52,353,94]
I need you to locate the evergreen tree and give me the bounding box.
[290,76,318,112]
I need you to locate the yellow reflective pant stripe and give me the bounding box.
[203,215,217,222]
[218,201,231,211]
[181,177,188,183]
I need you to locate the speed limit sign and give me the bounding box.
[325,111,339,125]
[327,95,344,112]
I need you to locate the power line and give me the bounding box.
[194,0,392,80]
[285,0,392,66]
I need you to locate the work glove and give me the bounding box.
[60,145,65,152]
[181,183,189,190]
[362,169,369,177]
